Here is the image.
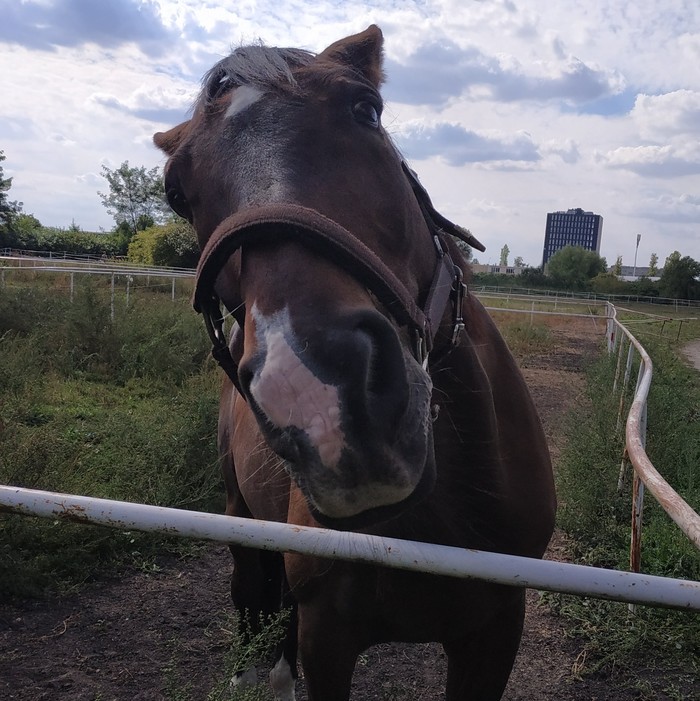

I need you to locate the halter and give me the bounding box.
[193,164,485,396]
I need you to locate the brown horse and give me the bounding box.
[155,25,555,701]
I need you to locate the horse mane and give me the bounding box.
[198,45,316,108]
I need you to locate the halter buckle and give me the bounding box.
[450,266,467,348]
[413,328,430,369]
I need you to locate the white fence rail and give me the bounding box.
[1,485,698,610]
[0,256,195,319]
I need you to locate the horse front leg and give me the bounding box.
[229,547,297,696]
[269,585,299,701]
[296,602,362,701]
[443,589,526,700]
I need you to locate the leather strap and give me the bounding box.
[194,204,430,341]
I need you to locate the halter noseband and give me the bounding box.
[193,164,485,395]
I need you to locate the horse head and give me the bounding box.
[154,26,459,528]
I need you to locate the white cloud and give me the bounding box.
[631,191,700,224]
[88,84,195,123]
[0,0,698,266]
[600,144,700,177]
[0,0,172,55]
[385,40,623,109]
[393,120,541,166]
[541,139,580,164]
[631,90,700,140]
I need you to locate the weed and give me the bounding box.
[498,319,553,357]
[163,657,195,701]
[205,609,291,701]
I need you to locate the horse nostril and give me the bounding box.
[345,311,410,424]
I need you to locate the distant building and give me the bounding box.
[471,264,524,276]
[611,265,660,282]
[542,208,603,267]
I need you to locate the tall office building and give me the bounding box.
[542,208,603,266]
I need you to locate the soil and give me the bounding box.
[0,316,669,700]
[681,338,700,372]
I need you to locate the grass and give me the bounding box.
[496,316,554,356]
[0,280,222,598]
[552,323,700,697]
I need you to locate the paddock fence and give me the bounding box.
[1,274,699,610]
[606,303,700,573]
[0,254,195,319]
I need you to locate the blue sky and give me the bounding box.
[0,0,698,267]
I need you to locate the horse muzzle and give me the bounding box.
[238,302,436,526]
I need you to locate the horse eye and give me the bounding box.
[207,70,230,101]
[353,100,380,128]
[167,188,190,219]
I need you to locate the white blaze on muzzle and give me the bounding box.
[249,304,345,469]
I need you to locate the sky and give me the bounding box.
[0,0,699,268]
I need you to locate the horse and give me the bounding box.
[154,25,555,701]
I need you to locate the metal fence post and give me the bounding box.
[110,273,115,321]
[612,335,626,394]
[616,343,635,433]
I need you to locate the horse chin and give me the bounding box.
[305,444,437,530]
[247,395,437,529]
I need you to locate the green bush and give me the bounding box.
[128,219,199,268]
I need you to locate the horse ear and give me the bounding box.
[317,25,385,87]
[153,121,190,156]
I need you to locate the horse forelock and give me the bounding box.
[197,45,316,109]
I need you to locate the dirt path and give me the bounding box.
[0,318,635,700]
[681,339,700,372]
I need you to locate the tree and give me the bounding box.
[499,244,510,267]
[128,219,199,268]
[612,255,623,276]
[659,253,700,300]
[98,161,167,241]
[0,150,23,246]
[10,213,41,249]
[546,245,607,290]
[648,252,659,277]
[513,256,524,267]
[591,272,629,294]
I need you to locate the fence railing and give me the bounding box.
[474,284,700,309]
[606,303,700,572]
[0,259,195,320]
[1,485,698,610]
